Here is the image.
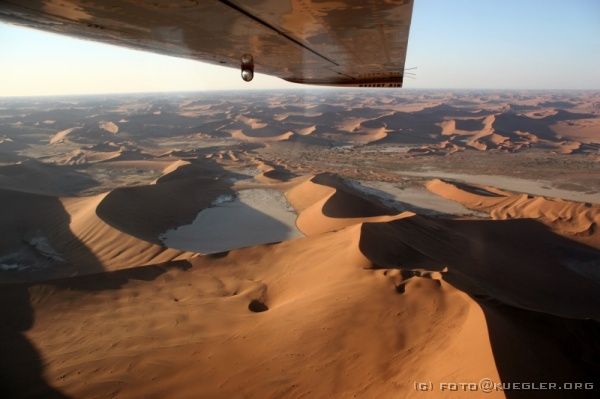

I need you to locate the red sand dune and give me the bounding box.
[1,172,597,398]
[426,178,600,248]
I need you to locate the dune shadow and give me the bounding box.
[0,159,100,197]
[50,260,192,291]
[0,189,103,397]
[96,159,246,244]
[0,285,69,398]
[262,167,297,182]
[312,174,394,218]
[0,187,194,397]
[0,258,192,398]
[480,301,600,399]
[445,180,505,197]
[0,189,105,283]
[358,216,600,396]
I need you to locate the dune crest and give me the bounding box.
[286,173,412,236]
[63,193,191,269]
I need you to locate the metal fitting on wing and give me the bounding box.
[241,54,254,82]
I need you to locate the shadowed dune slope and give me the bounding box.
[96,172,233,243]
[360,216,600,319]
[0,160,97,196]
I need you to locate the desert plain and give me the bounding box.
[0,89,599,398]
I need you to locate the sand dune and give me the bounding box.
[0,224,501,398]
[83,141,124,152]
[229,129,294,143]
[160,159,190,176]
[286,174,411,235]
[336,117,367,132]
[359,215,599,318]
[99,148,154,162]
[426,178,600,248]
[558,140,583,154]
[236,114,268,129]
[438,115,494,138]
[551,118,600,143]
[49,127,79,144]
[351,126,389,143]
[294,124,317,135]
[64,193,191,269]
[439,118,458,135]
[57,147,155,166]
[1,91,598,398]
[61,149,122,165]
[1,165,598,398]
[2,184,598,397]
[0,187,191,284]
[99,121,119,134]
[0,159,245,282]
[95,161,237,243]
[253,159,298,184]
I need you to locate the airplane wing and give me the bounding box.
[0,0,413,88]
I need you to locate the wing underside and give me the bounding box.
[0,0,413,87]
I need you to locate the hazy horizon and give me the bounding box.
[3,87,600,100]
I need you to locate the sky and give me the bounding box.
[0,0,599,96]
